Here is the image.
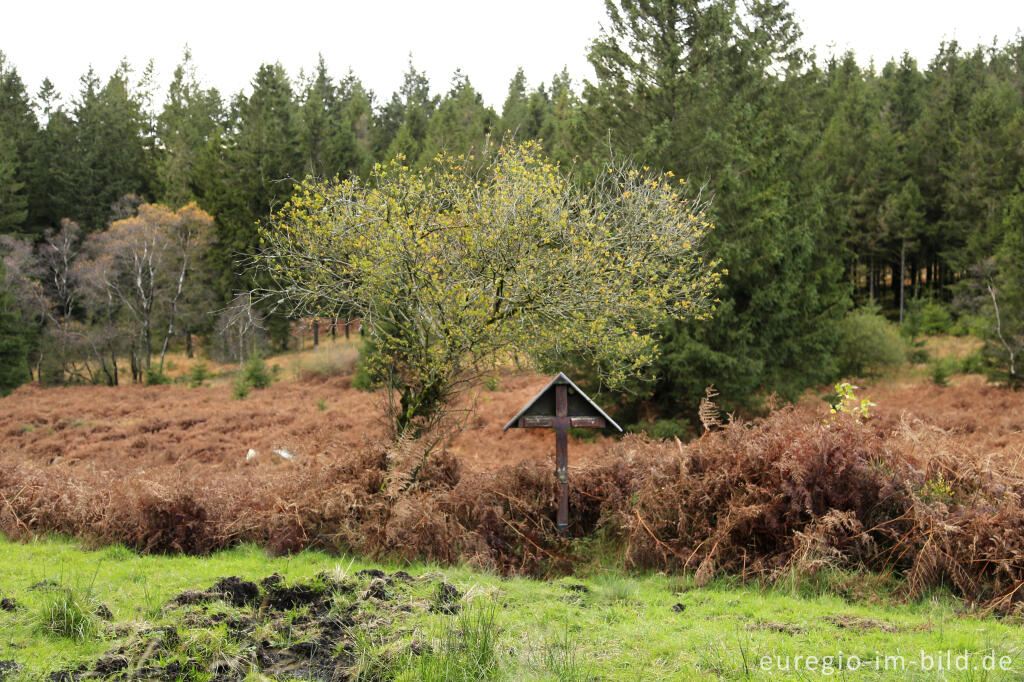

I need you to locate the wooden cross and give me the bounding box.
[504,373,622,534]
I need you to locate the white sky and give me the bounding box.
[1,1,1021,112]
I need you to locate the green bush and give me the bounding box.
[960,348,988,375]
[629,419,691,441]
[949,313,990,338]
[241,354,273,390]
[188,362,210,388]
[144,368,171,386]
[903,298,954,337]
[351,342,382,392]
[928,358,954,386]
[232,376,251,400]
[907,342,930,364]
[835,307,908,377]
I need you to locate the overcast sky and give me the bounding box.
[1,0,1021,111]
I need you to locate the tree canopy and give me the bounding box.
[257,142,720,433]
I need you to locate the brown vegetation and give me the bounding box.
[2,372,1024,611]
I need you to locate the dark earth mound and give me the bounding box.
[37,568,462,681]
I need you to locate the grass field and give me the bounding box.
[1,536,1022,680]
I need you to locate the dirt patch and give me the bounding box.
[0,660,21,681]
[431,581,463,615]
[748,621,805,635]
[39,569,456,681]
[826,614,897,633]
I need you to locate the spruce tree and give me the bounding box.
[0,262,30,395]
[157,48,224,208]
[0,52,37,235]
[418,71,495,165]
[585,0,850,413]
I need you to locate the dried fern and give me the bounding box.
[698,385,723,436]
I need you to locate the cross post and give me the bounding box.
[504,373,621,535]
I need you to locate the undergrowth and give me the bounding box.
[4,400,1024,614]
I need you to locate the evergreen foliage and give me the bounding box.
[1,4,1024,401]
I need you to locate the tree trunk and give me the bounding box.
[899,240,906,324]
[185,331,193,358]
[313,318,319,347]
[869,254,875,302]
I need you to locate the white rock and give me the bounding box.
[246,448,259,462]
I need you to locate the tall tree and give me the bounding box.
[204,63,301,286]
[585,0,850,413]
[68,63,156,231]
[376,57,437,161]
[0,261,30,394]
[298,56,368,179]
[200,63,302,346]
[156,48,224,208]
[417,71,495,165]
[0,52,37,235]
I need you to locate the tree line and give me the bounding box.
[1,0,1023,412]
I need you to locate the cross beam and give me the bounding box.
[516,383,605,534]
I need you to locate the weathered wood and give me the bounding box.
[521,415,554,428]
[503,373,621,536]
[555,383,569,534]
[570,416,604,428]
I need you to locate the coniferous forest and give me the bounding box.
[2,0,1023,420]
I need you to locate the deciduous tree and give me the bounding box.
[257,141,720,435]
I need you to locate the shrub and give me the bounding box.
[903,298,954,337]
[188,362,210,388]
[351,346,381,392]
[835,307,907,377]
[949,313,989,338]
[241,354,273,390]
[231,376,251,400]
[630,419,691,441]
[144,368,171,386]
[928,359,953,386]
[960,348,988,375]
[907,343,930,364]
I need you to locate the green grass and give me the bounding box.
[0,535,1022,680]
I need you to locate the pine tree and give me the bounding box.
[585,0,851,413]
[201,63,302,346]
[0,133,27,233]
[418,71,495,165]
[0,52,38,235]
[26,84,79,234]
[377,58,437,160]
[157,48,224,208]
[0,262,31,395]
[63,63,155,231]
[299,56,367,179]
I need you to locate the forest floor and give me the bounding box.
[1,536,1022,681]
